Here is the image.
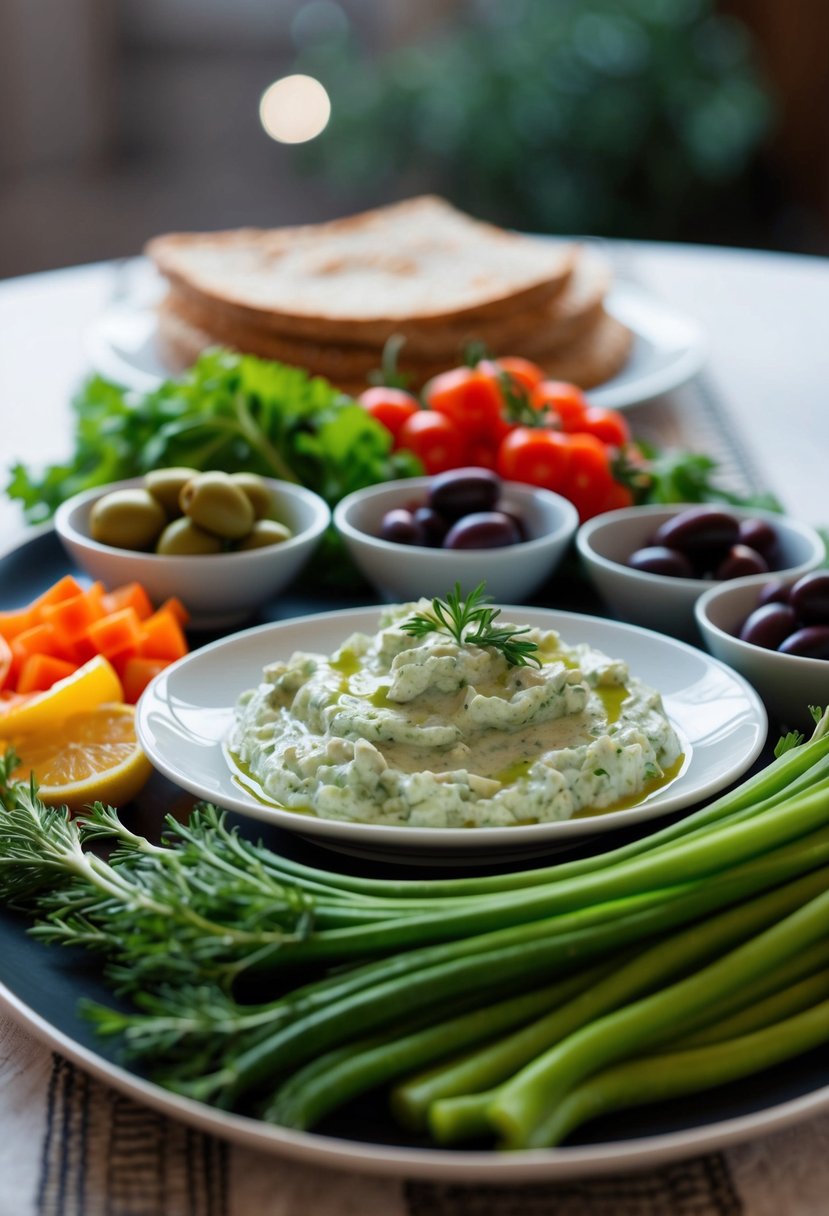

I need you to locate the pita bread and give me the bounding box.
[149,195,633,392]
[146,196,577,343]
[156,297,632,393]
[532,311,634,389]
[161,242,610,364]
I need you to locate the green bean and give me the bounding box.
[259,781,829,966]
[178,836,829,1108]
[266,963,611,1131]
[490,885,829,1149]
[109,827,829,1083]
[119,885,673,1068]
[538,999,829,1147]
[671,968,829,1049]
[5,720,829,1148]
[418,864,829,1143]
[647,936,829,1055]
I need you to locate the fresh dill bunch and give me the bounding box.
[0,768,319,989]
[401,582,541,668]
[81,982,286,1082]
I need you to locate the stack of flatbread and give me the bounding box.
[147,196,632,394]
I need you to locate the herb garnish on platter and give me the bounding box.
[401,583,542,668]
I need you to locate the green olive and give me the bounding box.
[145,467,199,515]
[229,472,276,520]
[155,517,224,556]
[89,488,167,551]
[235,520,293,550]
[179,472,255,540]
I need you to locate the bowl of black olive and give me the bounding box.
[576,503,824,641]
[695,569,829,731]
[332,469,579,602]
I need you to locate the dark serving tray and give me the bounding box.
[0,526,827,1180]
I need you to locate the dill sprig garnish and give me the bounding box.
[400,583,541,668]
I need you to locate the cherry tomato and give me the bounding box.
[580,405,631,448]
[396,410,466,474]
[357,386,420,441]
[593,479,635,514]
[481,356,545,395]
[531,380,589,431]
[559,433,615,521]
[464,440,500,471]
[425,367,508,443]
[496,427,572,491]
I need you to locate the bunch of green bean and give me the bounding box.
[1,716,829,1149]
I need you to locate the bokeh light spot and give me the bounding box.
[259,75,331,144]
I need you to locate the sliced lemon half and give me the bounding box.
[0,655,123,739]
[10,702,152,811]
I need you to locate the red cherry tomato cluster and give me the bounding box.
[357,357,634,522]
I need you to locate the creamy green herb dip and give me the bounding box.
[228,602,683,828]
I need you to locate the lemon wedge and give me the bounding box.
[10,702,152,811]
[0,655,123,738]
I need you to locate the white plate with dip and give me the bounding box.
[137,605,766,862]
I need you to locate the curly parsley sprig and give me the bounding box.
[400,583,541,668]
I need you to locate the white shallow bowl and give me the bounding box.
[577,503,825,642]
[696,574,829,733]
[137,604,767,865]
[333,474,579,603]
[55,476,330,629]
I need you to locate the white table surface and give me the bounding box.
[1,243,829,1216]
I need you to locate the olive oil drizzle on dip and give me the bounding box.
[228,600,684,829]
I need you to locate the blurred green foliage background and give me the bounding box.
[294,0,774,241]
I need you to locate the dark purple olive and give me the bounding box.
[778,625,829,659]
[413,505,449,547]
[715,544,769,581]
[428,470,500,520]
[739,603,798,649]
[789,572,829,624]
[738,517,778,560]
[499,509,529,541]
[379,508,424,546]
[653,507,739,557]
[756,578,791,607]
[627,545,694,578]
[442,511,522,550]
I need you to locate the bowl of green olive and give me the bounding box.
[55,471,330,628]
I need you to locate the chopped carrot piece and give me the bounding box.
[86,582,107,610]
[120,656,172,703]
[0,605,37,643]
[86,607,143,661]
[157,596,190,628]
[41,587,106,647]
[138,609,189,662]
[0,636,11,692]
[8,622,70,690]
[71,635,100,665]
[102,582,155,622]
[30,575,85,616]
[0,577,88,642]
[16,654,78,695]
[0,578,181,698]
[11,622,68,662]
